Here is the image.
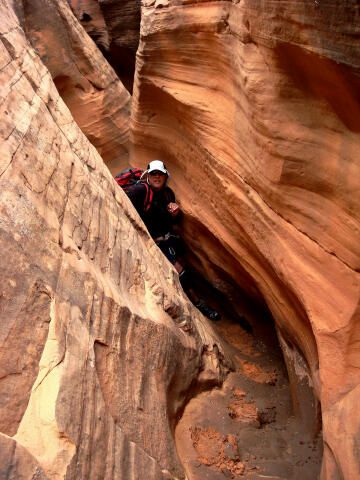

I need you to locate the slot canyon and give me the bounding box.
[0,1,359,479]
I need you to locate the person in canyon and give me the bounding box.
[127,160,220,321]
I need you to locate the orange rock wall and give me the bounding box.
[70,0,141,93]
[1,0,360,478]
[0,3,230,478]
[131,1,360,478]
[69,0,110,53]
[14,0,131,172]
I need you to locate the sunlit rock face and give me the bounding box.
[131,1,360,478]
[70,0,141,93]
[0,3,229,479]
[11,0,131,172]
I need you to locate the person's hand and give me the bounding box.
[167,202,180,217]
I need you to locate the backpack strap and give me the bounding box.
[164,187,173,204]
[143,183,153,212]
[142,184,172,212]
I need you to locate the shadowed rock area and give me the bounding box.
[70,0,141,94]
[1,0,360,479]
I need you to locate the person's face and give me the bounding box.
[148,170,167,190]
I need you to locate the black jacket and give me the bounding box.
[126,183,178,238]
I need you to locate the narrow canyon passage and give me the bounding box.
[175,290,323,480]
[0,1,359,479]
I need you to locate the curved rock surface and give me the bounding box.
[0,3,230,479]
[11,0,131,172]
[70,0,141,93]
[1,0,360,478]
[69,0,110,53]
[131,1,360,478]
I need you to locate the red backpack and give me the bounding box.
[115,168,172,212]
[115,168,143,191]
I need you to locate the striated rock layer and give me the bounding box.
[70,0,141,93]
[96,0,141,94]
[69,0,111,53]
[131,1,360,479]
[0,3,230,479]
[11,0,131,172]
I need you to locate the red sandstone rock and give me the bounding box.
[1,0,360,478]
[13,0,131,172]
[89,0,141,93]
[0,433,49,480]
[190,426,244,476]
[130,1,360,479]
[0,3,230,478]
[69,0,141,93]
[69,0,110,53]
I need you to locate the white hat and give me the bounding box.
[141,160,170,181]
[147,160,169,176]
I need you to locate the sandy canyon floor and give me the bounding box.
[175,289,323,480]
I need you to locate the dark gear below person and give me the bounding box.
[126,160,220,321]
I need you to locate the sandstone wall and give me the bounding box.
[69,0,110,53]
[130,1,360,478]
[70,0,141,93]
[11,0,131,172]
[0,3,230,478]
